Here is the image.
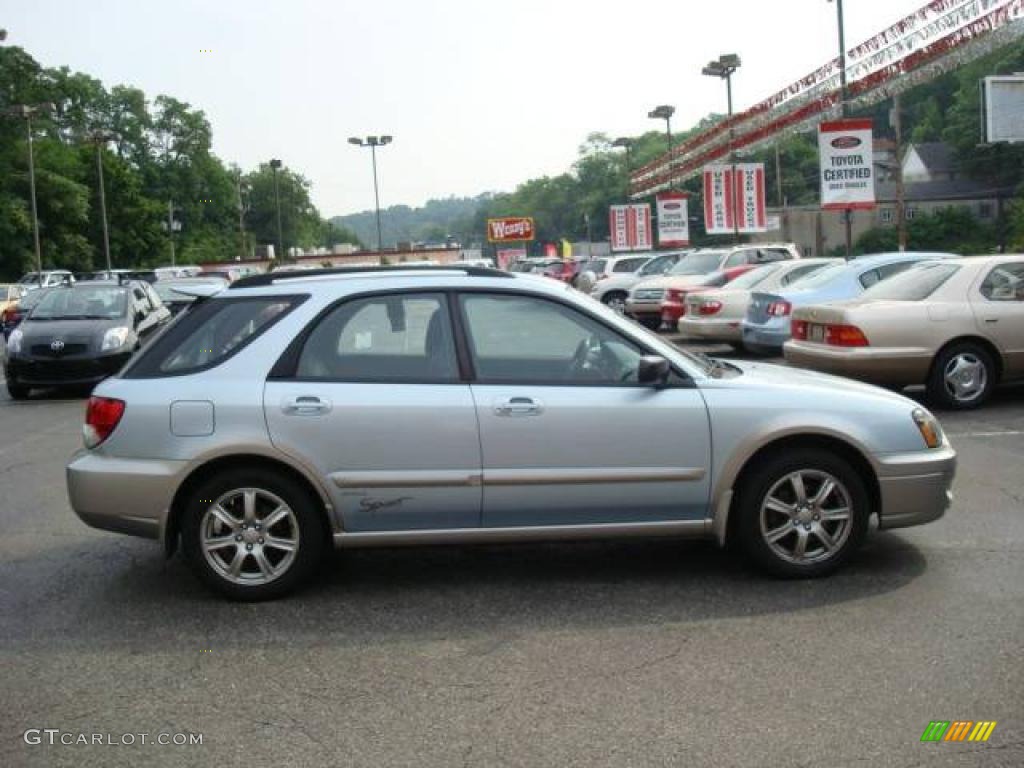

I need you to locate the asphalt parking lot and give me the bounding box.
[1,346,1022,768]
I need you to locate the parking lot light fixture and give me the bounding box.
[269,159,284,261]
[702,55,742,243]
[612,137,634,172]
[348,136,393,252]
[87,131,119,273]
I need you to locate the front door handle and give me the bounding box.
[282,395,332,416]
[984,318,999,324]
[494,397,543,417]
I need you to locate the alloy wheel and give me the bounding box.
[943,353,987,404]
[759,470,853,565]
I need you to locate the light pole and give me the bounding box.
[647,106,675,187]
[703,54,742,243]
[348,135,392,251]
[269,159,284,261]
[87,130,118,273]
[164,201,181,266]
[2,103,55,286]
[236,173,250,261]
[829,0,853,258]
[612,137,634,172]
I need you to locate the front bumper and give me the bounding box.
[783,341,932,385]
[677,317,743,342]
[67,450,187,541]
[6,350,132,387]
[875,444,957,530]
[625,300,661,320]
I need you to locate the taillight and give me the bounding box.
[792,320,808,340]
[665,289,684,303]
[84,396,125,448]
[699,300,723,316]
[767,301,792,317]
[825,324,869,347]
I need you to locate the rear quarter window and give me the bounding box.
[123,296,304,378]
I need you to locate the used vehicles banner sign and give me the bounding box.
[819,119,876,210]
[703,164,768,234]
[609,204,652,252]
[656,192,690,248]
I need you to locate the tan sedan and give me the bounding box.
[679,259,838,345]
[784,255,1024,409]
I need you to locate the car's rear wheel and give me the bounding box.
[733,450,869,578]
[6,380,29,400]
[927,342,996,410]
[181,469,325,600]
[602,292,627,314]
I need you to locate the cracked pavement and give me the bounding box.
[0,372,1022,767]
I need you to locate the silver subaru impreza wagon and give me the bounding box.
[67,266,956,600]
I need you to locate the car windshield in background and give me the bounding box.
[726,264,782,289]
[860,262,961,301]
[670,252,725,275]
[639,255,676,275]
[153,279,227,303]
[29,286,128,320]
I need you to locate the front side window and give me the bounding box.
[979,262,1024,301]
[296,293,458,382]
[460,294,645,385]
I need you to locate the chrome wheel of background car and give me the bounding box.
[200,488,300,586]
[759,470,853,565]
[942,353,987,404]
[603,294,627,314]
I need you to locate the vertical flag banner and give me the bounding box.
[735,163,768,233]
[703,165,734,235]
[819,119,876,210]
[609,204,652,251]
[656,192,690,247]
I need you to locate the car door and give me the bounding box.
[458,291,712,528]
[972,260,1024,376]
[264,291,482,532]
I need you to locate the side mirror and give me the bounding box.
[637,355,671,387]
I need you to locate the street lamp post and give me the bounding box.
[348,136,393,252]
[269,159,284,261]
[236,173,250,261]
[612,137,634,172]
[703,55,742,244]
[87,131,118,273]
[2,103,55,286]
[829,0,853,258]
[647,106,675,187]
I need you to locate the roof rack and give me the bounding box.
[229,264,512,289]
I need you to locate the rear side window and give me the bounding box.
[979,262,1024,301]
[614,257,647,273]
[125,297,301,377]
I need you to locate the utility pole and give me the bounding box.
[892,92,907,252]
[269,159,284,261]
[775,143,786,240]
[703,55,742,244]
[167,200,176,267]
[236,173,248,261]
[831,0,853,259]
[87,131,117,273]
[2,104,54,286]
[348,137,393,252]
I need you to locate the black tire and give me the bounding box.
[601,291,628,314]
[926,342,996,410]
[732,450,870,578]
[6,380,29,400]
[181,468,326,601]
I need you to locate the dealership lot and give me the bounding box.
[1,346,1022,768]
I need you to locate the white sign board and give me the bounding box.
[656,192,690,247]
[983,75,1024,144]
[819,119,875,210]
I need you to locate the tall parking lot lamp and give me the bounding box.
[348,136,392,252]
[702,55,742,243]
[269,159,284,261]
[648,106,675,187]
[87,131,119,273]
[2,103,56,286]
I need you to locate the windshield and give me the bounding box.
[639,254,677,276]
[725,264,781,290]
[154,280,227,302]
[860,262,960,301]
[29,286,128,320]
[669,252,725,275]
[783,261,846,290]
[18,273,42,285]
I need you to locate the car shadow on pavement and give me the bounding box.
[1,531,926,653]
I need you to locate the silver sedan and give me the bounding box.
[66,266,956,600]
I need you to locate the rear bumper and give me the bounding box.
[783,341,932,384]
[875,445,957,530]
[7,351,131,387]
[741,322,789,350]
[678,317,743,342]
[67,450,187,541]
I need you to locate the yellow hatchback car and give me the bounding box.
[784,255,1024,409]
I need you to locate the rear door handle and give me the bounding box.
[983,318,999,324]
[494,397,543,417]
[282,395,332,415]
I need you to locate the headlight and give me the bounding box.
[101,326,131,351]
[7,328,23,355]
[912,408,943,449]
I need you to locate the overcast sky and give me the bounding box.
[6,0,929,217]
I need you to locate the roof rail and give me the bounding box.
[229,264,512,289]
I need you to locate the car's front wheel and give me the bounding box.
[181,469,326,600]
[601,292,627,314]
[6,380,29,400]
[733,450,869,578]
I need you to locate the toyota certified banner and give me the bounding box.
[656,192,690,247]
[819,119,876,210]
[609,204,652,252]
